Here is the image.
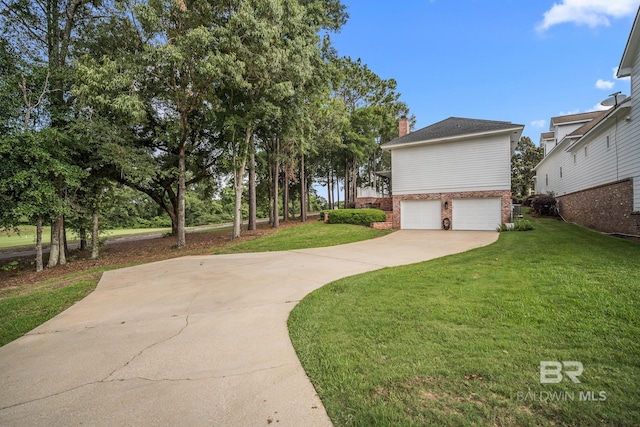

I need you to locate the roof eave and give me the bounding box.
[566,105,631,152]
[618,7,640,78]
[382,126,524,151]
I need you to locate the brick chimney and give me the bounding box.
[398,115,410,137]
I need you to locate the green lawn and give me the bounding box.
[289,216,640,426]
[0,225,171,251]
[211,222,392,254]
[0,222,390,346]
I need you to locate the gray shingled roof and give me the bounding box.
[381,117,523,148]
[567,98,630,138]
[541,131,554,140]
[550,111,603,126]
[566,110,608,138]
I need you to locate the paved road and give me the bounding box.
[0,230,498,426]
[0,220,269,262]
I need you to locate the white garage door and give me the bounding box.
[452,198,501,231]
[401,200,441,229]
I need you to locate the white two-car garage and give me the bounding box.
[400,198,502,231]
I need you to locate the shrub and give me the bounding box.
[496,220,534,232]
[531,195,557,216]
[327,209,386,226]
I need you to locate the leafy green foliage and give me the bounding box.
[497,219,534,232]
[327,208,386,226]
[511,136,544,200]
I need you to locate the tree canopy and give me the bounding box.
[0,0,412,271]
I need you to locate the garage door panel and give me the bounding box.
[401,200,441,230]
[452,198,501,231]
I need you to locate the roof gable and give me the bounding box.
[381,117,523,149]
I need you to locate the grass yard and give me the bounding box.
[0,222,390,347]
[0,225,171,251]
[289,216,640,426]
[211,222,392,254]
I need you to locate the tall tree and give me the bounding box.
[75,0,230,247]
[511,136,544,199]
[1,0,101,267]
[331,56,409,206]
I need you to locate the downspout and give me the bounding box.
[615,116,620,181]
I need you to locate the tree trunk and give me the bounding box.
[352,155,358,205]
[47,215,66,267]
[176,144,187,248]
[232,158,246,239]
[91,210,99,260]
[248,136,257,231]
[272,137,280,228]
[232,129,251,239]
[48,223,57,267]
[344,164,349,208]
[79,227,87,251]
[35,216,43,272]
[282,170,289,222]
[62,218,68,259]
[328,167,333,210]
[300,154,307,222]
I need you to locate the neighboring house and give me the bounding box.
[533,7,640,235]
[540,111,604,156]
[380,116,524,231]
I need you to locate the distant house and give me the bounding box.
[380,116,524,231]
[533,7,640,235]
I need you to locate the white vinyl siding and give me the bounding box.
[536,124,626,200]
[555,123,585,143]
[538,23,640,211]
[391,135,511,195]
[452,198,501,231]
[400,200,441,229]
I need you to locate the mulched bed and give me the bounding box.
[0,219,309,291]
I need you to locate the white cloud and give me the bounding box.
[537,0,640,32]
[531,120,546,128]
[559,108,581,115]
[596,79,615,89]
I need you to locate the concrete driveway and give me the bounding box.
[0,230,497,426]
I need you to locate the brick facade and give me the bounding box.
[557,178,640,235]
[391,190,512,229]
[354,197,393,211]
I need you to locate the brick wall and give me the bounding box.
[557,178,640,234]
[355,197,393,211]
[391,190,512,229]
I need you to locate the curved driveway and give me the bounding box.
[0,230,497,426]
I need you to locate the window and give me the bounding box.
[560,167,563,178]
[574,154,577,164]
[546,174,548,186]
[585,146,588,157]
[606,135,610,149]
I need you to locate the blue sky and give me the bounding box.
[328,0,640,143]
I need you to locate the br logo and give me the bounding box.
[540,361,583,384]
